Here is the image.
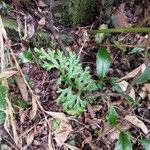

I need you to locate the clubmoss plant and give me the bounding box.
[35,48,98,115]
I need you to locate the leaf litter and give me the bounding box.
[0,0,150,149]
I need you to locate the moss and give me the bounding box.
[61,0,96,26]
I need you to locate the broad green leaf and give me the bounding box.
[0,85,7,110]
[128,47,144,54]
[140,138,150,150]
[106,105,118,125]
[0,111,6,125]
[115,131,132,150]
[19,51,33,63]
[134,64,150,85]
[96,48,111,80]
[95,24,108,44]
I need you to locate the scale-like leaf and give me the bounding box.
[96,48,111,80]
[134,64,150,85]
[140,138,150,150]
[106,105,118,125]
[115,131,132,150]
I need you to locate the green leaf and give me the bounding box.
[115,131,132,150]
[139,138,150,150]
[134,64,150,85]
[128,47,144,54]
[0,111,6,125]
[95,24,108,44]
[0,85,7,110]
[106,105,118,125]
[96,48,111,80]
[19,51,33,63]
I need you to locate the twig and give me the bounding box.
[86,91,126,99]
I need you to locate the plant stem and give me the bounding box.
[91,27,150,33]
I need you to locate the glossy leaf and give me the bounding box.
[19,51,33,63]
[134,64,150,85]
[139,138,150,150]
[106,105,118,125]
[115,131,132,150]
[96,48,111,80]
[128,47,144,54]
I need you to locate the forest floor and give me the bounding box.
[0,0,150,150]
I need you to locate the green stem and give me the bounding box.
[92,27,150,34]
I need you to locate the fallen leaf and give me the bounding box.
[64,143,80,150]
[144,83,150,93]
[82,135,92,148]
[0,69,18,79]
[45,111,69,123]
[30,94,38,120]
[118,63,146,81]
[125,115,148,134]
[117,80,135,101]
[14,72,28,101]
[113,3,130,28]
[26,130,35,146]
[54,121,73,147]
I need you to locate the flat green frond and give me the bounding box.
[35,48,98,115]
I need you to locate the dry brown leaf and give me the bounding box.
[26,130,35,146]
[45,111,69,123]
[27,23,35,39]
[144,83,150,93]
[0,69,18,79]
[30,94,38,120]
[102,122,130,142]
[118,63,146,81]
[64,143,80,150]
[14,72,28,101]
[54,121,73,147]
[82,135,92,148]
[117,80,135,101]
[125,115,148,134]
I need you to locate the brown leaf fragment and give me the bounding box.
[45,111,69,123]
[117,80,135,101]
[26,130,35,146]
[64,143,80,150]
[30,94,38,120]
[125,115,148,134]
[114,3,130,28]
[144,83,150,94]
[0,68,18,80]
[14,72,28,101]
[54,121,73,147]
[118,63,146,81]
